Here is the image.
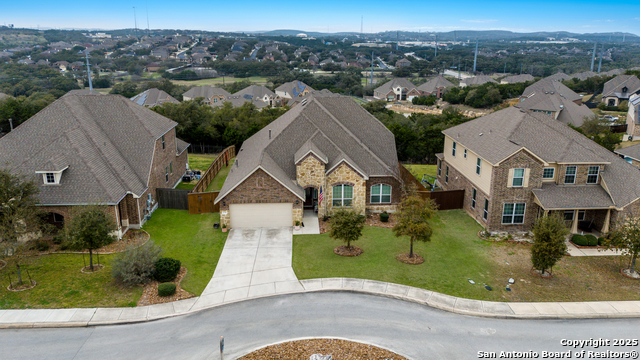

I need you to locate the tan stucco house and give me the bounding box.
[215,95,403,228]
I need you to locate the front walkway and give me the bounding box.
[191,227,304,310]
[566,241,623,257]
[293,210,320,235]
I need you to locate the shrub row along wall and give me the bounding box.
[192,145,236,194]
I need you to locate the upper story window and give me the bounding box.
[512,168,525,187]
[476,157,481,175]
[445,166,449,183]
[437,159,442,176]
[587,166,600,184]
[165,166,169,182]
[564,166,576,184]
[371,184,391,203]
[333,184,353,207]
[471,188,477,209]
[45,173,55,184]
[162,135,166,150]
[464,149,467,159]
[543,167,555,179]
[452,142,457,157]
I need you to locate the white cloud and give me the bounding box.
[461,19,498,24]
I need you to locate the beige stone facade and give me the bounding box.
[296,154,325,190]
[325,163,367,216]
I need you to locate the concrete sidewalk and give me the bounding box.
[2,276,640,328]
[566,241,622,256]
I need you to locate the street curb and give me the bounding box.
[2,278,640,329]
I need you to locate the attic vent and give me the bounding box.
[301,98,308,106]
[479,133,483,136]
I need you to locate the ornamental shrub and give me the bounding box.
[572,234,587,246]
[379,212,390,223]
[112,241,162,286]
[158,282,176,297]
[585,234,598,246]
[154,257,181,282]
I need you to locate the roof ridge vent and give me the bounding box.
[301,98,308,106]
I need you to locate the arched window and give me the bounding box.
[371,184,391,203]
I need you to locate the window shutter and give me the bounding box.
[523,168,530,187]
[507,168,514,188]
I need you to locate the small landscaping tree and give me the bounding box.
[329,208,365,254]
[68,206,116,271]
[531,214,569,277]
[392,188,437,259]
[0,169,48,286]
[605,216,640,278]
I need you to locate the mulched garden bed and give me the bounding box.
[319,213,397,235]
[7,280,37,292]
[396,253,424,265]
[530,268,553,279]
[568,240,608,250]
[334,245,363,257]
[0,259,6,271]
[81,264,105,273]
[137,266,195,306]
[621,268,640,280]
[239,338,407,360]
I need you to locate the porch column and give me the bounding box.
[544,210,549,217]
[602,209,611,234]
[571,210,579,233]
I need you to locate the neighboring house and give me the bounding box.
[232,85,279,107]
[53,61,69,71]
[17,59,35,65]
[145,62,162,72]
[625,94,640,139]
[0,92,13,101]
[395,58,411,68]
[515,89,594,127]
[500,74,534,84]
[569,71,598,81]
[0,94,190,238]
[214,95,402,228]
[436,106,640,234]
[602,75,640,107]
[65,89,104,96]
[275,80,315,99]
[521,77,582,104]
[460,75,497,88]
[417,76,455,98]
[614,142,640,168]
[545,72,571,82]
[373,78,421,101]
[131,88,180,107]
[286,89,339,107]
[182,86,231,105]
[221,95,269,109]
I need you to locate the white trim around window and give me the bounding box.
[332,184,353,207]
[476,157,482,175]
[512,168,525,187]
[502,203,526,224]
[371,184,392,204]
[542,167,555,180]
[587,166,600,184]
[564,166,576,184]
[471,188,477,209]
[452,141,457,157]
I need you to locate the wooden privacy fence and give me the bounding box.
[399,163,465,210]
[156,188,191,210]
[192,145,236,194]
[188,191,219,214]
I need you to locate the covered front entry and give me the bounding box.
[304,187,318,210]
[229,203,293,228]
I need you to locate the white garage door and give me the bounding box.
[229,203,293,228]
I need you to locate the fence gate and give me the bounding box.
[156,188,191,210]
[188,191,220,214]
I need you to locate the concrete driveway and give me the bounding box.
[193,227,303,308]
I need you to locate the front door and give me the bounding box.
[304,188,317,210]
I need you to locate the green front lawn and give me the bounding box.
[0,254,142,309]
[205,158,235,192]
[294,210,502,301]
[142,209,226,295]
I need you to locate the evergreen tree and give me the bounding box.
[531,215,569,276]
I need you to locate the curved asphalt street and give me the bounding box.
[2,292,639,360]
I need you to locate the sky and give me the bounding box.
[2,0,640,35]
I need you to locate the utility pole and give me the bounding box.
[597,44,603,73]
[371,51,374,86]
[133,7,138,38]
[590,43,597,72]
[504,62,506,74]
[434,34,438,57]
[85,50,93,91]
[472,40,478,73]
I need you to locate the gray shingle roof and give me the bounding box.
[443,107,640,208]
[131,88,179,107]
[417,76,455,93]
[516,92,594,127]
[275,80,315,98]
[545,72,571,82]
[0,94,182,205]
[374,78,418,95]
[602,75,640,98]
[532,183,614,210]
[461,75,497,87]
[182,86,230,100]
[216,95,399,203]
[500,74,534,84]
[522,78,582,103]
[614,143,640,162]
[232,85,276,100]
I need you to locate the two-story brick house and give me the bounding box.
[373,78,422,102]
[436,107,640,234]
[0,94,189,237]
[214,95,402,228]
